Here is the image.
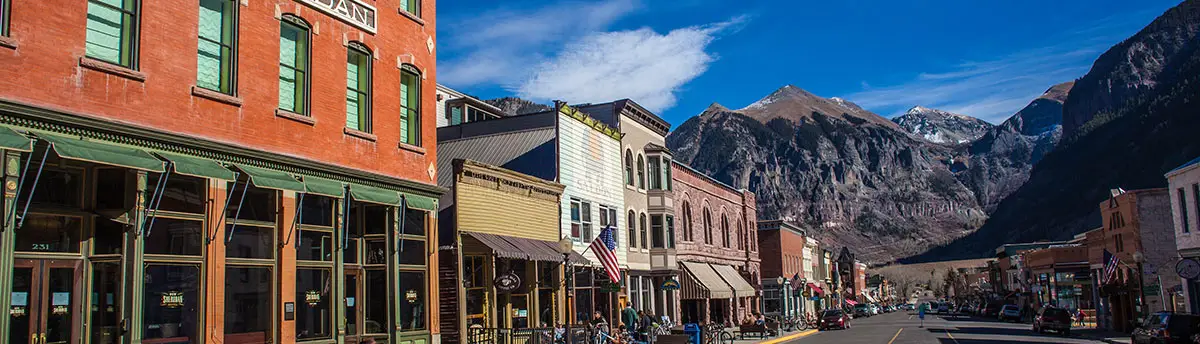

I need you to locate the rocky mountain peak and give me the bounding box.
[483,97,552,116]
[892,106,993,144]
[735,85,902,130]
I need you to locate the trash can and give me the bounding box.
[683,323,701,344]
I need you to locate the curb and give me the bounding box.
[755,329,818,344]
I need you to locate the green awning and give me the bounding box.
[0,127,32,152]
[349,183,401,206]
[403,193,438,211]
[232,164,305,192]
[39,134,165,172]
[302,176,345,198]
[156,153,236,180]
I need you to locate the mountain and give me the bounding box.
[668,86,988,262]
[956,82,1072,212]
[892,106,994,144]
[484,97,552,116]
[908,0,1200,262]
[1061,0,1200,137]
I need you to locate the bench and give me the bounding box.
[737,323,770,340]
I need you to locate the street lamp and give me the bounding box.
[776,276,787,316]
[559,237,575,342]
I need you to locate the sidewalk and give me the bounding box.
[728,328,818,344]
[1074,328,1131,344]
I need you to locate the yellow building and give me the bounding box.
[438,159,587,343]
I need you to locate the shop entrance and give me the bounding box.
[9,259,82,344]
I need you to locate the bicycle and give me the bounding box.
[702,323,733,344]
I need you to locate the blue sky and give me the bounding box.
[436,0,1182,125]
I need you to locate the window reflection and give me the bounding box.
[144,264,201,343]
[296,268,333,340]
[16,215,81,253]
[225,266,273,343]
[398,271,425,330]
[90,262,122,344]
[145,218,203,256]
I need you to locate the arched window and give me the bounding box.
[737,219,745,250]
[721,214,730,248]
[625,149,634,186]
[345,42,373,133]
[639,213,648,250]
[636,154,645,189]
[702,208,713,245]
[627,210,637,249]
[682,202,693,242]
[278,14,311,115]
[399,64,422,146]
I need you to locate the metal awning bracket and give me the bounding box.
[207,171,241,243]
[142,164,172,237]
[14,148,51,231]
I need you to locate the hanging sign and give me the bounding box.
[1177,259,1200,280]
[660,279,681,290]
[495,271,522,293]
[305,290,323,307]
[161,291,184,308]
[600,281,622,293]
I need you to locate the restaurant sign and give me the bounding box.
[295,0,377,33]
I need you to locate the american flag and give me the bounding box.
[590,225,621,283]
[1102,249,1119,285]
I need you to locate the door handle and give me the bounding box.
[37,333,45,344]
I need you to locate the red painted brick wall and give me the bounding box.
[757,229,805,280]
[0,0,438,184]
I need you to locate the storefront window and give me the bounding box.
[145,217,204,256]
[148,173,208,213]
[296,268,333,340]
[298,230,333,261]
[16,214,82,253]
[300,194,335,227]
[364,269,389,334]
[90,261,122,344]
[144,264,201,343]
[464,256,487,327]
[225,266,273,342]
[226,224,275,259]
[227,183,277,222]
[18,166,83,209]
[399,271,426,330]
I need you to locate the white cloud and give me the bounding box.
[516,17,744,112]
[438,0,640,88]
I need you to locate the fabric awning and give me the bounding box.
[845,300,858,306]
[464,232,525,260]
[156,153,236,180]
[712,264,756,298]
[680,262,734,300]
[301,176,345,198]
[0,127,32,152]
[232,164,304,192]
[39,134,165,172]
[404,193,438,211]
[349,183,401,206]
[808,283,824,296]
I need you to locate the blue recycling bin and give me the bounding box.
[683,323,702,344]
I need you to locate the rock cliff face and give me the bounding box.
[667,87,988,262]
[908,0,1200,262]
[957,82,1072,212]
[1061,0,1200,137]
[892,106,993,144]
[484,97,553,116]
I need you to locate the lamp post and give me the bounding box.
[559,237,575,343]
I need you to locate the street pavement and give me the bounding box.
[783,311,1118,344]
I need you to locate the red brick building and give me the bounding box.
[671,161,761,325]
[0,1,441,343]
[757,220,808,317]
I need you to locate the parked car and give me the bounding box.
[870,304,880,315]
[999,304,1021,322]
[937,303,951,314]
[1033,307,1073,336]
[819,309,851,331]
[983,302,1004,317]
[957,303,972,314]
[1132,312,1200,344]
[853,304,871,318]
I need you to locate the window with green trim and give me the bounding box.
[85,0,139,68]
[399,67,421,146]
[197,0,237,94]
[346,44,372,132]
[278,16,310,114]
[399,0,420,18]
[1,0,11,37]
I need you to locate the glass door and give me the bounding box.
[9,259,80,344]
[344,269,362,344]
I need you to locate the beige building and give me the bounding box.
[1169,157,1200,314]
[577,100,678,319]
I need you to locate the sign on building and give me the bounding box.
[295,0,377,33]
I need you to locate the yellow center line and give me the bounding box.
[887,328,903,344]
[945,329,960,344]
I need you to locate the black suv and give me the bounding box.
[1132,312,1200,344]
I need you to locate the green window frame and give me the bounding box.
[399,0,420,18]
[278,15,310,115]
[399,66,421,146]
[85,0,139,68]
[1,0,11,37]
[197,0,237,94]
[346,43,372,132]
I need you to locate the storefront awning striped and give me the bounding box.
[680,262,734,300]
[38,133,165,172]
[712,264,756,298]
[462,231,577,263]
[0,126,32,152]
